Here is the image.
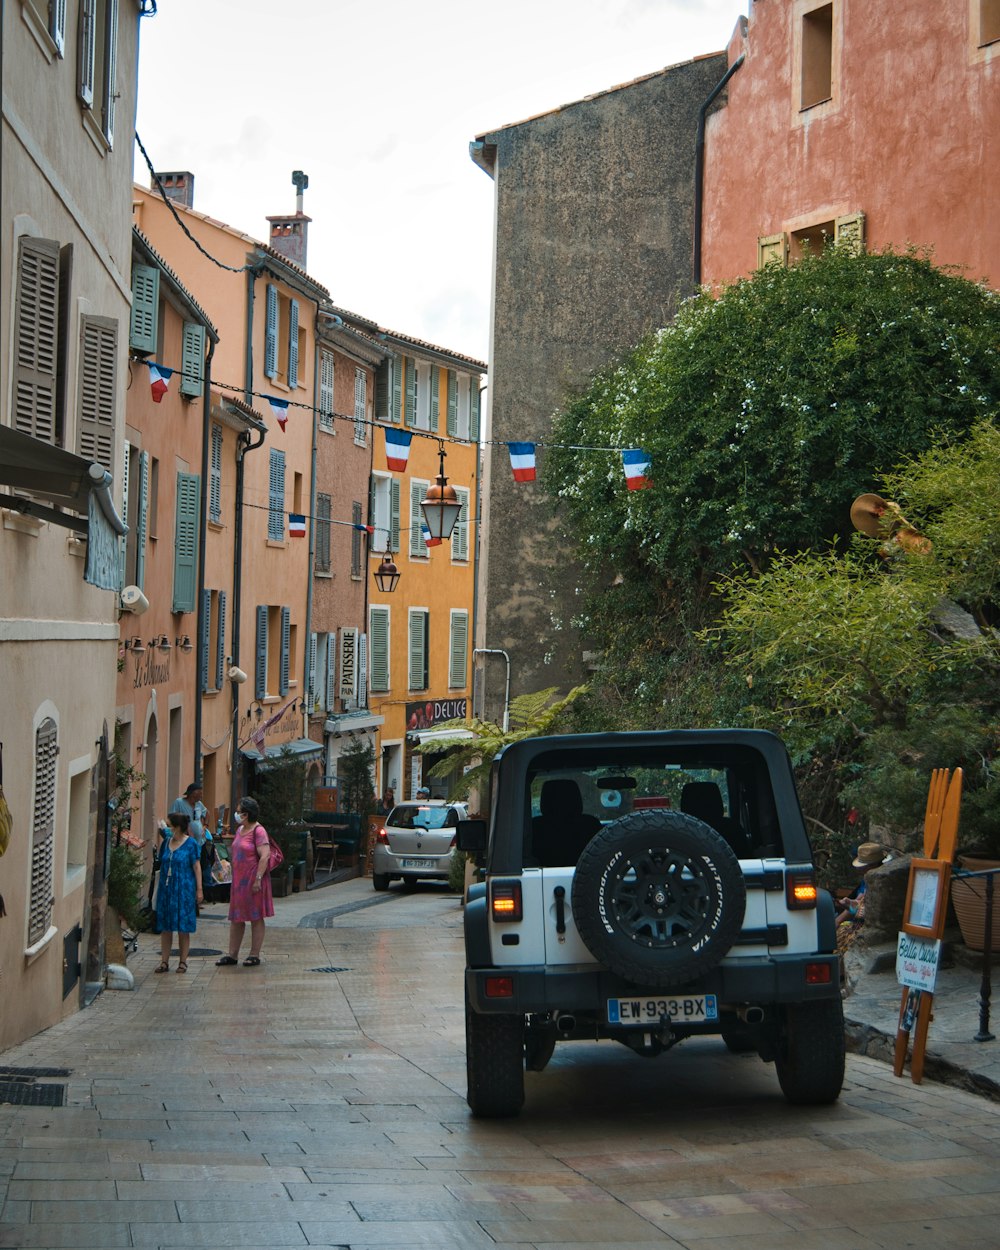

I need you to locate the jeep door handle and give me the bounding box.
[553,885,567,936]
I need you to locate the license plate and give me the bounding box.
[607,994,719,1025]
[399,858,436,869]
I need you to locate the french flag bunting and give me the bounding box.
[147,363,173,403]
[622,448,652,491]
[422,521,442,549]
[384,427,412,472]
[288,513,306,538]
[353,523,375,535]
[265,395,289,430]
[508,441,537,482]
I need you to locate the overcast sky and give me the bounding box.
[134,0,743,362]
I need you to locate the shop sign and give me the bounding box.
[405,698,468,732]
[896,932,941,993]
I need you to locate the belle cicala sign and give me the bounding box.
[405,699,468,732]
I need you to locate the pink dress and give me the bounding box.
[228,823,274,922]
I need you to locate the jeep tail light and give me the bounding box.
[485,975,514,998]
[491,880,522,922]
[786,869,817,909]
[374,825,389,845]
[805,962,833,985]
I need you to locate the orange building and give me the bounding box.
[702,0,999,288]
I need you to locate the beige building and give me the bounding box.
[0,0,142,1049]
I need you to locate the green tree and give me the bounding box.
[339,736,376,816]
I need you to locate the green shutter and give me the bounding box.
[200,589,212,692]
[390,358,402,423]
[264,283,278,378]
[130,263,159,352]
[430,365,440,431]
[369,606,390,693]
[135,451,149,590]
[390,478,400,553]
[449,610,468,689]
[452,487,469,561]
[447,370,458,438]
[404,357,417,428]
[180,322,206,397]
[470,381,480,442]
[409,611,428,691]
[172,472,200,612]
[410,481,428,557]
[288,299,299,388]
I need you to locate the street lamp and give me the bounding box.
[373,550,400,593]
[420,443,462,542]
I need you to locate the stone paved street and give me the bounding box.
[2,878,1000,1249]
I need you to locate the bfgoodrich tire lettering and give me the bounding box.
[465,987,525,1118]
[774,998,845,1105]
[571,810,746,987]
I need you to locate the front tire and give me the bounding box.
[465,988,525,1118]
[774,999,845,1105]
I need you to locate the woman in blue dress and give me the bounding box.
[155,812,203,973]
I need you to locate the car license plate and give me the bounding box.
[607,994,718,1025]
[400,858,435,869]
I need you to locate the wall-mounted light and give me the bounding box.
[125,637,145,654]
[373,550,401,593]
[420,443,462,541]
[148,634,171,652]
[175,635,193,652]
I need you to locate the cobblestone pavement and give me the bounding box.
[2,878,999,1249]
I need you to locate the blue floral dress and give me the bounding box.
[156,836,200,934]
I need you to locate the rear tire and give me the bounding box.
[372,872,390,892]
[465,988,525,1118]
[775,999,845,1105]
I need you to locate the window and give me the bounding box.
[369,605,391,693]
[77,314,117,468]
[758,212,865,269]
[800,2,833,110]
[351,500,364,577]
[79,0,120,145]
[201,588,227,692]
[172,472,200,613]
[180,322,206,398]
[123,445,148,589]
[981,0,1000,45]
[268,449,285,540]
[316,493,331,572]
[309,632,338,713]
[209,424,223,523]
[409,480,430,558]
[13,236,61,447]
[404,356,417,428]
[25,0,67,55]
[757,234,788,268]
[66,763,90,877]
[370,473,400,554]
[411,361,432,431]
[255,604,291,698]
[408,609,429,691]
[319,350,334,431]
[451,486,470,562]
[447,371,472,441]
[354,368,367,444]
[449,610,469,690]
[375,358,401,423]
[29,717,58,946]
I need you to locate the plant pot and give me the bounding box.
[951,857,1000,953]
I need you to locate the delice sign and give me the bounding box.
[896,932,942,992]
[405,699,468,732]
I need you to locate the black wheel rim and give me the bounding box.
[605,846,717,949]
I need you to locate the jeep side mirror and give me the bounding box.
[457,818,487,854]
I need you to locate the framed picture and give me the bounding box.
[902,858,952,939]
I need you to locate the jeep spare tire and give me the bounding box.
[571,810,746,987]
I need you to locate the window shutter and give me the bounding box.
[390,357,402,423]
[308,633,318,707]
[357,631,368,708]
[390,478,400,554]
[409,611,428,691]
[180,322,206,397]
[452,487,469,561]
[119,439,129,579]
[14,236,60,445]
[447,370,458,438]
[29,718,58,945]
[326,632,337,710]
[200,588,212,692]
[78,0,96,107]
[430,365,440,431]
[172,472,200,612]
[449,611,469,689]
[351,500,363,576]
[255,605,268,698]
[409,481,428,557]
[264,283,278,378]
[470,382,480,442]
[102,0,119,143]
[129,263,159,353]
[135,450,148,590]
[354,368,367,442]
[340,627,357,702]
[279,606,291,695]
[757,233,788,268]
[316,493,331,571]
[404,357,417,428]
[375,359,389,421]
[51,0,67,54]
[215,590,227,690]
[369,607,390,693]
[268,449,285,540]
[288,299,299,388]
[319,351,334,428]
[834,212,866,254]
[77,315,117,468]
[209,423,222,522]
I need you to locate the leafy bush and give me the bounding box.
[107,841,147,930]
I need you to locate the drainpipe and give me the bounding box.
[193,334,216,783]
[470,380,487,703]
[303,322,318,743]
[473,648,510,732]
[693,54,745,288]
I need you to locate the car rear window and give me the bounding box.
[388,805,458,830]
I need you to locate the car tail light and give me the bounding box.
[449,834,457,849]
[786,869,818,909]
[490,880,522,922]
[485,975,514,998]
[805,962,833,985]
[374,825,388,845]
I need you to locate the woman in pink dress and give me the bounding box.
[215,797,273,967]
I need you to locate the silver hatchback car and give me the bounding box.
[372,800,469,891]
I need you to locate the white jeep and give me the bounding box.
[457,729,844,1118]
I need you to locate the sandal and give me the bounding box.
[176,961,188,974]
[215,955,238,966]
[154,962,169,973]
[243,956,261,966]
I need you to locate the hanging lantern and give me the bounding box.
[373,551,401,593]
[420,443,462,541]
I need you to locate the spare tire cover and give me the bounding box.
[571,809,746,988]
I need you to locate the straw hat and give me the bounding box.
[852,842,892,868]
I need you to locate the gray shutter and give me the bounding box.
[102,0,119,142]
[135,450,148,590]
[209,423,222,522]
[255,605,268,698]
[452,488,469,561]
[447,370,458,438]
[404,357,416,428]
[375,359,388,421]
[215,591,227,690]
[172,472,200,612]
[268,449,285,540]
[308,633,318,708]
[200,588,212,692]
[351,500,363,576]
[409,611,428,691]
[326,632,337,710]
[119,439,129,580]
[369,608,389,693]
[13,237,60,445]
[390,357,402,423]
[409,481,428,557]
[357,632,368,708]
[449,611,469,689]
[288,299,299,388]
[180,322,206,397]
[430,365,440,431]
[130,263,159,352]
[77,315,117,469]
[316,493,331,571]
[390,478,400,553]
[279,606,291,695]
[78,0,96,107]
[470,381,480,442]
[319,351,335,427]
[264,283,278,378]
[29,718,58,945]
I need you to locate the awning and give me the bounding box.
[406,727,476,745]
[241,737,324,770]
[323,712,384,738]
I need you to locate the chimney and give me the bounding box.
[266,170,311,269]
[153,171,195,208]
